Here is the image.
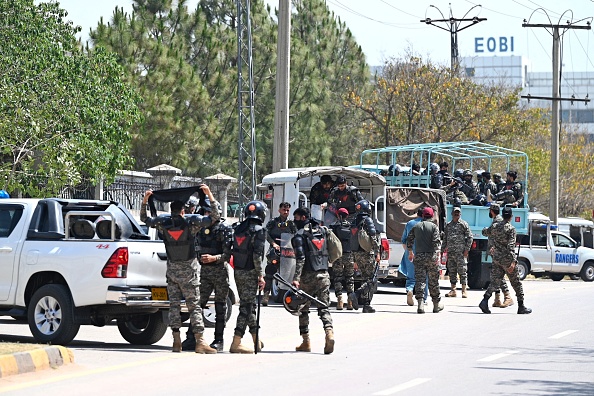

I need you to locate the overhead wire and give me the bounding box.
[326,0,425,29]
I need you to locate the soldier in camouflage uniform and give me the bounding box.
[181,201,233,352]
[407,207,444,314]
[230,201,267,354]
[494,171,524,207]
[141,186,218,354]
[291,207,334,354]
[263,202,297,305]
[479,207,532,314]
[486,204,514,308]
[442,206,473,298]
[350,200,381,313]
[330,208,355,310]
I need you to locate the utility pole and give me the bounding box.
[236,0,257,214]
[521,20,591,225]
[421,4,486,71]
[272,0,291,173]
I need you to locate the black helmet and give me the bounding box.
[282,290,308,316]
[463,169,472,178]
[355,200,372,214]
[244,200,267,222]
[454,169,464,179]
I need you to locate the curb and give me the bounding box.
[0,346,74,378]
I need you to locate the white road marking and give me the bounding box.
[373,378,431,395]
[477,350,519,362]
[549,330,578,339]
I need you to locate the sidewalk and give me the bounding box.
[0,346,74,378]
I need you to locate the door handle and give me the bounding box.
[0,247,13,253]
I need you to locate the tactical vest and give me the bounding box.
[301,225,329,271]
[232,222,260,270]
[350,216,375,252]
[268,217,295,242]
[196,222,223,255]
[162,216,196,262]
[331,221,352,253]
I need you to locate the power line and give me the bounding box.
[327,0,425,28]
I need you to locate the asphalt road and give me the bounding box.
[1,279,593,395]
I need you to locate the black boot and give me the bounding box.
[210,339,224,352]
[181,327,196,351]
[479,296,491,314]
[517,301,532,314]
[362,305,375,313]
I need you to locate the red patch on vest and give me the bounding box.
[167,230,184,241]
[235,235,247,246]
[340,195,348,202]
[312,238,325,250]
[351,228,358,236]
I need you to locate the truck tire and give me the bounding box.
[28,284,80,345]
[580,262,594,282]
[202,296,233,328]
[550,273,565,281]
[117,312,167,345]
[516,260,529,281]
[378,279,391,284]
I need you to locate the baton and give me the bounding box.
[255,288,261,354]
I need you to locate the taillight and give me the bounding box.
[101,247,129,278]
[380,238,390,260]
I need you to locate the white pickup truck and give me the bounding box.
[517,213,594,282]
[0,198,172,345]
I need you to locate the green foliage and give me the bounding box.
[0,0,140,196]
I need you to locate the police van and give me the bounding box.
[257,166,392,302]
[518,213,594,282]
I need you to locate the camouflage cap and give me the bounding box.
[493,173,502,178]
[489,203,500,212]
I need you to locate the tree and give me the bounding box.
[0,0,140,196]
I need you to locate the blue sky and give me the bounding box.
[55,0,594,72]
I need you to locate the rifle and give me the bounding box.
[255,288,261,354]
[273,273,328,308]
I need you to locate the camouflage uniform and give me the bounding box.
[407,219,442,303]
[482,218,525,302]
[197,216,233,345]
[264,215,297,293]
[140,204,219,333]
[487,212,510,295]
[232,219,266,338]
[352,213,381,311]
[496,181,523,206]
[292,221,333,334]
[442,218,473,286]
[330,218,355,298]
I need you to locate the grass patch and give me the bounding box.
[0,342,44,355]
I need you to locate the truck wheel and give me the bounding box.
[117,312,167,345]
[516,260,529,281]
[28,285,80,345]
[202,296,233,328]
[393,279,406,287]
[550,273,565,281]
[378,279,391,284]
[580,262,594,282]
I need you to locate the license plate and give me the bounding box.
[151,287,168,301]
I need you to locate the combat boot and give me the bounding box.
[445,284,457,297]
[209,339,224,352]
[181,328,196,351]
[295,334,311,352]
[195,333,217,354]
[406,290,414,306]
[479,296,491,314]
[346,297,354,310]
[251,333,264,352]
[324,328,335,355]
[362,305,375,313]
[433,300,444,313]
[517,301,532,314]
[500,291,514,308]
[461,284,468,298]
[492,292,502,307]
[229,335,253,354]
[172,330,182,353]
[261,291,270,306]
[336,294,344,310]
[348,292,359,310]
[417,299,425,314]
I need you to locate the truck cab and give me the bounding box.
[359,141,530,289]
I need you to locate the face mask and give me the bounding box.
[294,220,308,229]
[489,212,493,219]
